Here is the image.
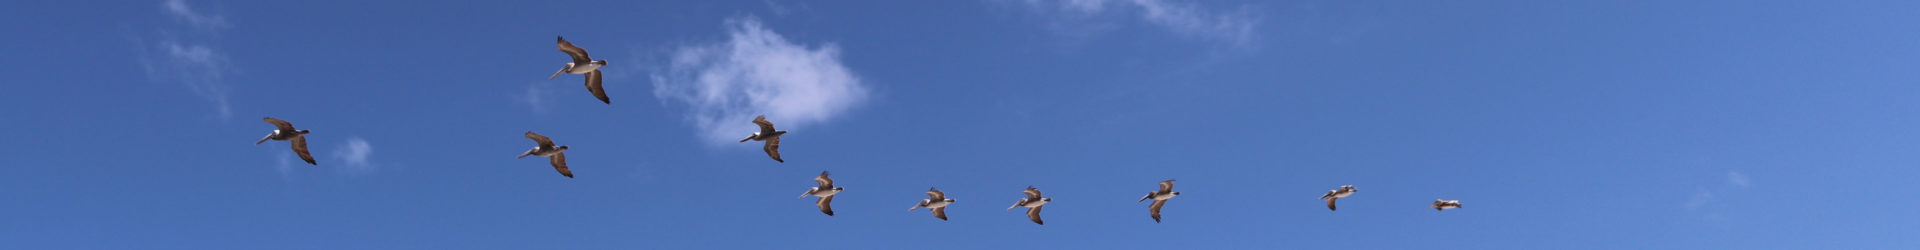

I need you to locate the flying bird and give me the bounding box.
[1432,199,1463,211]
[548,36,611,104]
[255,117,315,165]
[1137,180,1181,223]
[910,187,956,221]
[1319,185,1357,211]
[798,171,844,216]
[738,115,788,163]
[1007,186,1053,225]
[517,131,574,178]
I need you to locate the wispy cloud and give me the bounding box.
[162,0,228,30]
[273,152,294,179]
[1685,189,1713,209]
[651,16,870,144]
[1727,171,1752,188]
[1006,0,1261,47]
[332,137,376,173]
[513,83,555,114]
[140,0,235,119]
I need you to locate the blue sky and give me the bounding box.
[3,0,1919,248]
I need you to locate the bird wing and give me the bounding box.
[1026,206,1045,225]
[525,131,555,147]
[585,70,609,104]
[550,152,573,178]
[1325,197,1339,211]
[926,188,945,200]
[1158,180,1175,193]
[816,195,835,216]
[291,136,315,165]
[1024,186,1042,199]
[753,115,777,134]
[557,36,591,64]
[814,171,833,187]
[1149,200,1167,223]
[763,136,783,163]
[263,117,296,131]
[932,207,948,221]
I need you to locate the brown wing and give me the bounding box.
[525,131,555,147]
[1026,206,1044,225]
[1149,200,1167,223]
[1158,180,1175,193]
[1024,187,1042,199]
[763,136,783,163]
[263,117,296,131]
[926,188,946,200]
[932,207,948,221]
[550,152,573,178]
[585,70,609,104]
[557,36,591,64]
[816,196,835,216]
[753,115,777,134]
[291,136,315,165]
[1326,197,1339,211]
[814,171,833,187]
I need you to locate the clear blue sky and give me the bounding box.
[3,0,1918,249]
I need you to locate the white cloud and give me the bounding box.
[1685,189,1713,209]
[1007,0,1260,47]
[514,83,554,114]
[142,0,234,119]
[163,0,229,30]
[1727,171,1751,188]
[332,137,375,173]
[273,152,294,179]
[651,17,870,144]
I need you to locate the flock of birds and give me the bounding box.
[252,36,1466,226]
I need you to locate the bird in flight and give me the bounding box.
[255,117,315,165]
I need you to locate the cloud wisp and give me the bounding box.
[141,0,235,119]
[332,137,376,173]
[1009,0,1261,47]
[1727,171,1752,188]
[651,17,870,144]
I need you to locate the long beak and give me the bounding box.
[548,68,567,80]
[255,134,272,144]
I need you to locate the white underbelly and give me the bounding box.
[569,63,602,73]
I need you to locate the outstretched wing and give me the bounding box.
[1158,180,1175,193]
[763,136,783,163]
[814,171,833,187]
[525,131,555,147]
[926,188,946,200]
[263,117,296,131]
[557,36,591,64]
[585,70,609,104]
[550,152,573,178]
[753,115,777,134]
[291,136,315,165]
[932,207,948,221]
[1026,206,1045,225]
[816,196,835,216]
[1023,186,1042,199]
[1325,197,1339,211]
[1149,200,1167,223]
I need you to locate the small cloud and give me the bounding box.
[141,0,235,119]
[332,137,375,173]
[513,83,554,114]
[651,16,870,144]
[273,152,294,179]
[163,0,229,30]
[1002,0,1261,47]
[1727,171,1751,188]
[1685,189,1713,209]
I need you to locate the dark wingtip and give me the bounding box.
[557,36,564,41]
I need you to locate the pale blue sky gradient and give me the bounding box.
[3,0,1918,249]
